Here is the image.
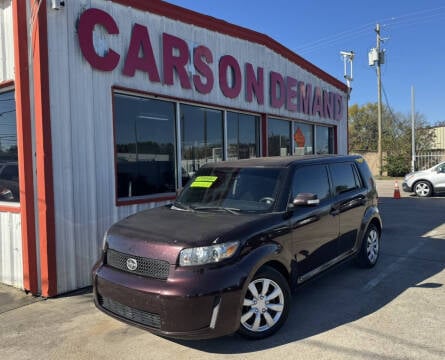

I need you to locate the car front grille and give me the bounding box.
[106,249,170,280]
[98,294,161,329]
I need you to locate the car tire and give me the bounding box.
[414,181,432,197]
[356,223,380,268]
[238,266,290,340]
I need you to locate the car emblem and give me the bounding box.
[126,258,138,271]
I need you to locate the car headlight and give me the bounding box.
[179,241,239,266]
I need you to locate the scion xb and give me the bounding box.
[92,155,382,339]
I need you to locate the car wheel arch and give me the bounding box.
[238,245,293,298]
[358,206,382,242]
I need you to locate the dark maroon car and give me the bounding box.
[92,155,382,339]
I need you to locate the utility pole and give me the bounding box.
[376,24,383,176]
[411,86,416,172]
[369,24,384,176]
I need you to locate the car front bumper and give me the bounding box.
[402,181,412,193]
[92,261,246,340]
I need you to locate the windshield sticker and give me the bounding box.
[191,176,218,188]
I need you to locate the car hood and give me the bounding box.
[405,169,430,179]
[105,206,275,263]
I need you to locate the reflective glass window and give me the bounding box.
[180,104,223,177]
[0,90,19,202]
[292,165,330,202]
[268,118,291,156]
[114,93,176,199]
[293,122,314,155]
[316,125,334,154]
[227,112,260,160]
[330,163,360,195]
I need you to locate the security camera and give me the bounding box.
[51,0,65,10]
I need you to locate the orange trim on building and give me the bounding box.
[0,205,21,214]
[30,0,57,297]
[12,1,38,294]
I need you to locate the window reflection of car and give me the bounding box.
[0,162,19,202]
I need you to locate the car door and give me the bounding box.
[329,162,367,257]
[290,164,339,277]
[430,162,445,192]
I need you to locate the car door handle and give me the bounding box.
[330,206,340,216]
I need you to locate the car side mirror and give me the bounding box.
[288,193,320,210]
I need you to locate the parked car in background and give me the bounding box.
[0,162,19,202]
[92,155,382,340]
[402,161,445,197]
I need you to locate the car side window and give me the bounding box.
[292,165,330,202]
[329,163,361,195]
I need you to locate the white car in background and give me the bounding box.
[402,161,445,197]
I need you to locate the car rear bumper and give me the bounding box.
[92,262,245,340]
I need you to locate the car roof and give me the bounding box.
[202,154,363,169]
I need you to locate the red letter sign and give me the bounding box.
[163,33,191,89]
[219,55,242,99]
[122,24,160,82]
[286,76,298,111]
[270,72,285,108]
[246,63,264,105]
[77,8,120,71]
[193,45,214,94]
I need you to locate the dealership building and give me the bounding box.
[0,0,348,297]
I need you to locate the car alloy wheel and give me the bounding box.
[414,181,432,197]
[366,226,379,264]
[238,267,290,339]
[356,223,380,268]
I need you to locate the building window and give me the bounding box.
[293,122,314,155]
[0,90,19,203]
[268,118,291,156]
[316,125,334,154]
[180,104,223,177]
[113,93,176,200]
[227,111,260,160]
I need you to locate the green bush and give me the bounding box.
[385,155,410,177]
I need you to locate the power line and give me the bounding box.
[296,6,445,56]
[380,5,445,27]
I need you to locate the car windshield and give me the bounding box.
[175,166,286,213]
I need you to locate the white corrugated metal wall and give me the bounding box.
[0,0,15,80]
[0,212,23,287]
[0,0,24,289]
[46,0,348,294]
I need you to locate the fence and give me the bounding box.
[415,151,445,170]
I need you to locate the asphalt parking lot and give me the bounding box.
[1,181,444,360]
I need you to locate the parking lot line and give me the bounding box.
[361,240,427,292]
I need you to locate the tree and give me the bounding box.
[348,103,435,176]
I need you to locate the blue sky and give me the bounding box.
[166,0,445,124]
